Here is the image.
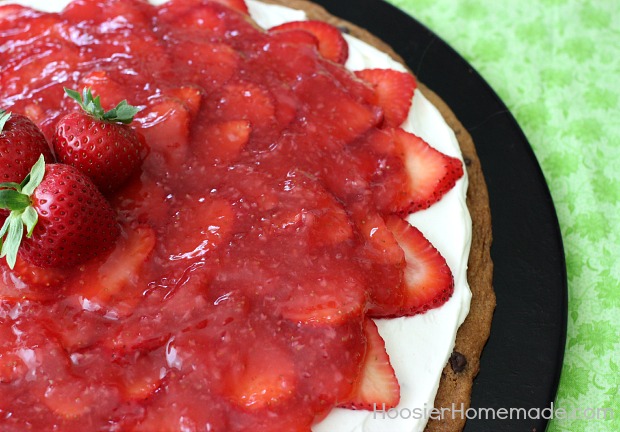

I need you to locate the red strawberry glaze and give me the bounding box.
[0,0,462,430]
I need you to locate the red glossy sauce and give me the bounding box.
[0,0,412,430]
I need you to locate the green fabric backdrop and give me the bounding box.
[383,0,620,430]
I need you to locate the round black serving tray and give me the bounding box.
[311,1,568,431]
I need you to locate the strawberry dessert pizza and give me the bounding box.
[0,0,494,431]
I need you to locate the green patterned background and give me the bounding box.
[384,0,619,430]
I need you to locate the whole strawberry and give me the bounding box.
[0,110,54,183]
[53,87,145,194]
[0,155,120,269]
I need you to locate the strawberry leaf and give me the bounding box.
[64,87,139,124]
[0,190,30,210]
[21,154,45,196]
[0,155,45,269]
[104,100,140,124]
[0,110,10,133]
[0,216,9,238]
[64,88,81,102]
[22,206,38,237]
[0,214,25,269]
[0,182,22,190]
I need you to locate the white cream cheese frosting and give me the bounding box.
[5,1,473,431]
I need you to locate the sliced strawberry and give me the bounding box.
[274,256,366,326]
[204,81,276,132]
[271,84,299,133]
[320,59,377,107]
[21,104,45,126]
[8,253,66,289]
[269,20,349,64]
[367,127,464,215]
[307,205,354,247]
[355,68,417,127]
[119,353,164,400]
[132,374,228,432]
[62,0,167,76]
[158,0,254,38]
[267,28,319,48]
[248,417,312,432]
[161,0,249,17]
[352,209,404,266]
[43,380,90,419]
[3,322,72,383]
[164,197,234,262]
[78,71,129,112]
[170,40,239,88]
[294,74,379,147]
[0,352,26,383]
[0,321,16,347]
[0,322,27,383]
[224,340,296,411]
[62,0,150,28]
[220,167,279,213]
[112,175,170,227]
[134,404,226,432]
[338,319,400,410]
[210,0,249,14]
[43,308,111,352]
[353,127,409,214]
[69,225,156,310]
[266,175,353,247]
[314,147,374,205]
[166,86,203,118]
[0,3,25,20]
[251,38,320,85]
[43,379,120,420]
[0,14,79,119]
[192,120,251,165]
[350,209,405,318]
[139,96,191,168]
[385,215,454,316]
[0,256,67,302]
[107,278,212,354]
[394,128,464,213]
[157,0,221,31]
[279,270,366,325]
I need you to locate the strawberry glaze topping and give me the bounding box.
[0,0,463,430]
